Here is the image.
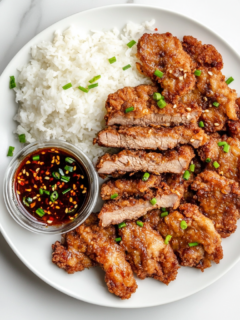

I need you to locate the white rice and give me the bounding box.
[14,20,155,161]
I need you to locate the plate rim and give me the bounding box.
[1,3,240,308]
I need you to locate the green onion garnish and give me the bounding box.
[52,172,61,179]
[180,220,188,230]
[18,134,26,143]
[218,141,227,147]
[136,221,144,227]
[26,197,33,203]
[62,188,71,195]
[61,176,70,183]
[36,208,45,217]
[223,144,230,153]
[9,76,16,89]
[32,155,40,161]
[127,40,136,48]
[65,157,75,164]
[89,75,101,83]
[213,102,219,107]
[206,158,211,163]
[111,193,118,199]
[88,83,98,89]
[157,99,167,109]
[122,64,131,71]
[39,188,44,195]
[118,222,126,229]
[78,86,89,93]
[153,92,162,101]
[44,190,50,196]
[58,168,65,176]
[7,146,15,157]
[108,56,117,64]
[161,212,168,218]
[183,170,190,180]
[189,164,195,172]
[50,191,58,202]
[23,197,29,207]
[142,172,150,181]
[150,198,157,205]
[164,235,172,245]
[154,69,164,78]
[62,83,72,90]
[125,106,134,113]
[199,121,204,128]
[226,77,234,85]
[64,165,73,172]
[162,207,167,212]
[115,237,122,242]
[188,242,198,247]
[194,70,202,76]
[213,161,220,169]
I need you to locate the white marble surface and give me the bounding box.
[1,0,240,319]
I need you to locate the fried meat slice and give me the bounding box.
[192,171,240,237]
[94,125,208,150]
[99,181,183,227]
[100,174,162,201]
[136,33,196,103]
[147,204,223,271]
[198,133,240,181]
[105,85,201,127]
[119,221,179,284]
[96,146,195,178]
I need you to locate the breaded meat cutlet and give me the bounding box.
[104,85,201,127]
[119,221,179,284]
[227,98,240,138]
[143,204,223,271]
[52,213,137,299]
[198,133,240,182]
[192,171,240,238]
[136,33,196,103]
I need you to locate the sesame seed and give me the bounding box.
[47,220,53,224]
[186,108,191,111]
[205,109,209,113]
[179,76,183,80]
[179,68,183,71]
[45,177,50,180]
[204,97,207,101]
[173,104,177,108]
[65,208,69,213]
[74,205,78,208]
[36,168,40,172]
[66,171,69,174]
[208,71,213,76]
[82,190,86,194]
[214,123,220,126]
[38,198,41,201]
[219,171,224,175]
[169,70,172,73]
[33,196,37,200]
[26,161,31,164]
[187,114,191,119]
[17,191,21,195]
[26,172,29,176]
[73,166,76,171]
[56,206,60,209]
[25,189,31,192]
[23,169,26,174]
[190,139,195,142]
[184,73,187,78]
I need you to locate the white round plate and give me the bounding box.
[1,4,240,308]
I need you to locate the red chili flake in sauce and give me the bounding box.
[14,147,89,226]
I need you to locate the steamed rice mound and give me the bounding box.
[14,20,155,161]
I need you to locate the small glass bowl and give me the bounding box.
[3,140,99,235]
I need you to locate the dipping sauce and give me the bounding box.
[14,147,89,225]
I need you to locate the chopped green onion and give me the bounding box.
[58,168,65,176]
[150,198,157,205]
[154,69,164,78]
[189,164,195,172]
[213,102,219,107]
[180,220,188,230]
[118,222,126,229]
[44,190,50,196]
[194,70,202,76]
[39,188,44,195]
[125,106,134,113]
[23,197,29,207]
[65,157,75,164]
[223,144,230,153]
[136,221,144,227]
[32,155,40,161]
[153,92,162,101]
[89,75,101,83]
[161,212,168,218]
[61,176,70,183]
[52,172,61,179]
[7,146,15,157]
[218,141,227,147]
[108,56,117,64]
[213,161,220,169]
[122,64,131,71]
[142,172,150,181]
[62,188,71,195]
[188,242,199,247]
[50,191,59,202]
[206,158,211,163]
[226,77,234,85]
[162,207,167,212]
[111,193,118,199]
[127,40,136,48]
[9,76,16,89]
[183,170,190,180]
[115,237,122,242]
[64,165,73,172]
[18,134,26,143]
[164,235,172,245]
[78,86,89,93]
[26,197,33,203]
[88,83,98,89]
[62,83,72,90]
[199,121,204,128]
[36,208,45,217]
[157,99,167,109]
